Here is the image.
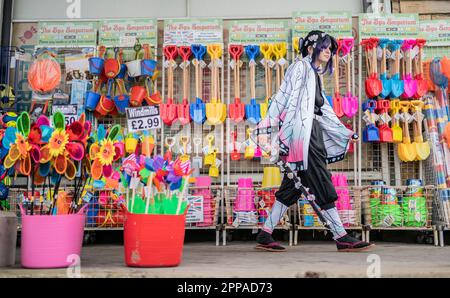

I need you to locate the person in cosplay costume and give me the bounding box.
[254,31,374,252]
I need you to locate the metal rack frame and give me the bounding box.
[222,186,293,246]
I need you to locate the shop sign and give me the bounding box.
[99,19,158,47]
[186,196,204,223]
[228,20,289,45]
[38,22,98,47]
[292,12,353,39]
[51,105,79,126]
[164,19,223,46]
[126,106,162,133]
[359,13,419,41]
[420,20,450,47]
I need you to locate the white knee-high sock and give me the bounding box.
[320,207,348,240]
[263,200,289,234]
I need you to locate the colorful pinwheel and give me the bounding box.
[3,112,41,176]
[39,112,86,180]
[88,124,124,181]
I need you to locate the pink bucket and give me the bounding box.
[195,176,212,188]
[235,178,255,212]
[20,205,86,269]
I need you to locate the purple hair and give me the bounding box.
[300,31,338,75]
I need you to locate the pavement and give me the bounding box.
[2,242,450,278]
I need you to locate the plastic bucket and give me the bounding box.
[126,60,142,78]
[141,59,157,77]
[85,91,101,111]
[114,142,125,160]
[117,64,128,79]
[145,92,162,106]
[104,58,120,79]
[238,178,253,188]
[95,95,115,116]
[130,86,146,107]
[124,210,187,267]
[261,167,281,189]
[0,212,17,267]
[125,137,138,154]
[195,176,212,188]
[88,57,104,76]
[114,94,130,114]
[20,205,86,269]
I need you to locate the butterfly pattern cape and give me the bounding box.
[251,55,354,172]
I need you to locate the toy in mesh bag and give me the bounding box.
[27,49,61,95]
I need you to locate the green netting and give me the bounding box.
[370,198,381,226]
[378,204,403,227]
[402,197,427,227]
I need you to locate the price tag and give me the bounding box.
[52,105,78,126]
[126,106,162,133]
[119,36,137,48]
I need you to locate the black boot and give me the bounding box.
[255,230,286,252]
[336,234,375,252]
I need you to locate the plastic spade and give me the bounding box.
[367,100,380,142]
[245,99,261,125]
[293,37,300,56]
[398,101,417,162]
[208,150,219,178]
[413,39,428,99]
[164,137,176,162]
[206,44,226,125]
[423,60,435,92]
[260,43,274,119]
[441,56,450,82]
[230,130,241,161]
[390,99,403,143]
[190,44,207,124]
[228,45,246,123]
[401,39,418,99]
[333,49,344,118]
[244,128,255,159]
[177,46,192,125]
[430,58,449,119]
[161,46,178,125]
[362,38,382,98]
[410,100,430,160]
[362,100,380,142]
[204,135,216,166]
[387,40,405,98]
[341,38,358,118]
[377,100,393,143]
[245,45,261,124]
[379,38,392,98]
[179,135,190,163]
[192,137,202,176]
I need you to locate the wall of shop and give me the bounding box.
[12,0,363,20]
[392,0,450,19]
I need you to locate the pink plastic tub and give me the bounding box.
[20,205,86,269]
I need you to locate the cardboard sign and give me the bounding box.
[126,106,162,133]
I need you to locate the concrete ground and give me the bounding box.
[2,242,450,278]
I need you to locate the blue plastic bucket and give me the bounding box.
[117,64,128,79]
[85,91,101,111]
[114,95,130,114]
[89,57,105,76]
[141,59,157,77]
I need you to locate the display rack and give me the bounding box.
[222,185,294,246]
